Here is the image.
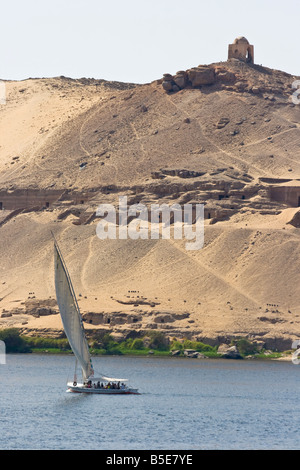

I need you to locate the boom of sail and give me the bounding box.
[54,241,93,381]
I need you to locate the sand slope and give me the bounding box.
[1,61,300,349]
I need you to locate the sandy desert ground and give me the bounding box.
[1,59,300,350]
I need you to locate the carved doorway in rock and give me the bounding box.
[247,46,253,63]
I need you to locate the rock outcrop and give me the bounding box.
[287,210,300,227]
[162,66,216,92]
[161,60,294,98]
[217,344,242,359]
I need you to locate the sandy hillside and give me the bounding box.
[1,60,300,350]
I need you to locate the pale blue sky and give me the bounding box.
[1,0,299,83]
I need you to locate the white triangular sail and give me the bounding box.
[54,240,93,381]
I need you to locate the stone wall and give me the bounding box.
[0,188,94,211]
[269,186,300,207]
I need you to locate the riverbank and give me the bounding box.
[0,328,293,361]
[27,348,291,361]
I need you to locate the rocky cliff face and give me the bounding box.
[161,60,294,97]
[0,61,300,350]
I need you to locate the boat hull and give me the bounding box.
[67,383,139,394]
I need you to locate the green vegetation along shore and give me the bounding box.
[0,328,288,360]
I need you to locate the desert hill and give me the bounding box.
[1,58,300,351]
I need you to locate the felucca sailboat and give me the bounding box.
[53,236,139,394]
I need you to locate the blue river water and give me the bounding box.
[0,354,299,450]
